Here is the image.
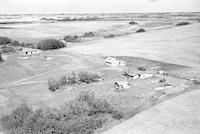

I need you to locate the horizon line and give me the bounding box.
[0,11,200,15]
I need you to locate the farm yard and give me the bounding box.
[0,13,200,134]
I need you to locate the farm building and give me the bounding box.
[114,81,130,91]
[105,57,126,67]
[19,48,41,56]
[59,39,70,46]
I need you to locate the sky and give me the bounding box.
[0,0,199,14]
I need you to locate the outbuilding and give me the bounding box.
[105,57,126,67]
[114,81,130,91]
[19,48,40,56]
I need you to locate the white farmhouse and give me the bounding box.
[19,48,41,56]
[105,57,126,67]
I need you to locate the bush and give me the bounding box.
[64,35,79,42]
[136,29,145,33]
[0,91,123,134]
[65,100,91,117]
[48,73,77,92]
[176,22,190,26]
[37,39,66,50]
[0,36,11,45]
[83,32,95,37]
[76,91,124,119]
[0,104,32,132]
[48,75,69,92]
[10,41,34,48]
[78,72,101,83]
[137,66,146,71]
[62,91,123,120]
[129,21,137,25]
[10,40,20,46]
[22,109,47,134]
[159,79,166,83]
[65,116,106,134]
[58,75,67,86]
[48,77,60,92]
[103,34,115,39]
[1,45,16,53]
[0,51,3,61]
[193,80,200,85]
[66,72,77,85]
[20,42,35,48]
[48,72,101,92]
[77,90,96,106]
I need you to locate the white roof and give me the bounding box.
[115,81,130,89]
[116,81,129,85]
[22,48,39,52]
[105,57,126,67]
[105,57,117,62]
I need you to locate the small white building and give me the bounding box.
[157,70,168,76]
[114,81,130,91]
[133,74,140,80]
[59,39,70,46]
[19,48,41,56]
[105,57,126,67]
[140,73,154,79]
